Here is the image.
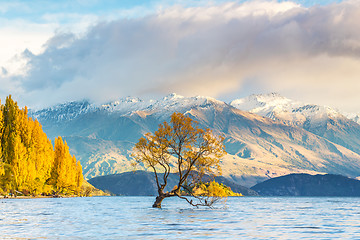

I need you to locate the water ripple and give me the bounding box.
[1,197,360,239]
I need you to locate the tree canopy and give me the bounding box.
[132,112,226,208]
[0,95,83,196]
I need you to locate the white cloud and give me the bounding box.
[1,0,360,112]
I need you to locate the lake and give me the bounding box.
[1,196,360,239]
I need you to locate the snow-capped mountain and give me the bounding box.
[31,93,225,123]
[231,93,360,156]
[100,97,153,114]
[31,100,95,122]
[230,93,342,127]
[30,93,360,187]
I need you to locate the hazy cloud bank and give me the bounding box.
[1,0,360,111]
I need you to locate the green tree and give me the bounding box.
[133,112,226,208]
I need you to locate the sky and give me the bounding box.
[0,0,359,112]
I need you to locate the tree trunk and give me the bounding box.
[152,195,166,208]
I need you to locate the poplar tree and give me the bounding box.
[0,95,84,196]
[1,95,20,190]
[31,119,54,194]
[0,100,4,177]
[75,157,84,194]
[51,137,83,194]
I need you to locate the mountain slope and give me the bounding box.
[30,94,360,187]
[230,93,360,156]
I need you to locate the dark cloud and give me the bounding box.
[1,1,360,111]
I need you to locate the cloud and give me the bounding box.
[1,0,360,111]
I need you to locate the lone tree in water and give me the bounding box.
[132,112,226,208]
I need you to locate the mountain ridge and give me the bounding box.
[29,93,360,187]
[230,93,360,156]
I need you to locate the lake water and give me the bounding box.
[1,196,360,239]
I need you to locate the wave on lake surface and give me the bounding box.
[1,196,360,239]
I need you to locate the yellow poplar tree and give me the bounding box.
[0,95,84,196]
[0,100,4,177]
[1,95,21,190]
[11,135,28,190]
[51,136,83,195]
[15,106,32,191]
[31,119,54,194]
[75,157,83,194]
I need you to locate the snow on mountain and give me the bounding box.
[230,93,343,127]
[230,93,293,113]
[231,93,360,157]
[100,97,154,115]
[145,93,227,120]
[344,112,360,125]
[32,92,359,128]
[31,97,152,122]
[30,100,96,122]
[32,93,227,123]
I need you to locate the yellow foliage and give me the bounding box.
[133,112,225,180]
[50,137,83,194]
[191,181,243,197]
[0,99,3,170]
[0,95,84,196]
[133,112,227,207]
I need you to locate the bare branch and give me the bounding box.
[150,165,160,190]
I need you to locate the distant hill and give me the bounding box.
[88,170,259,196]
[251,173,360,196]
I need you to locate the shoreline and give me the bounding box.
[0,195,82,199]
